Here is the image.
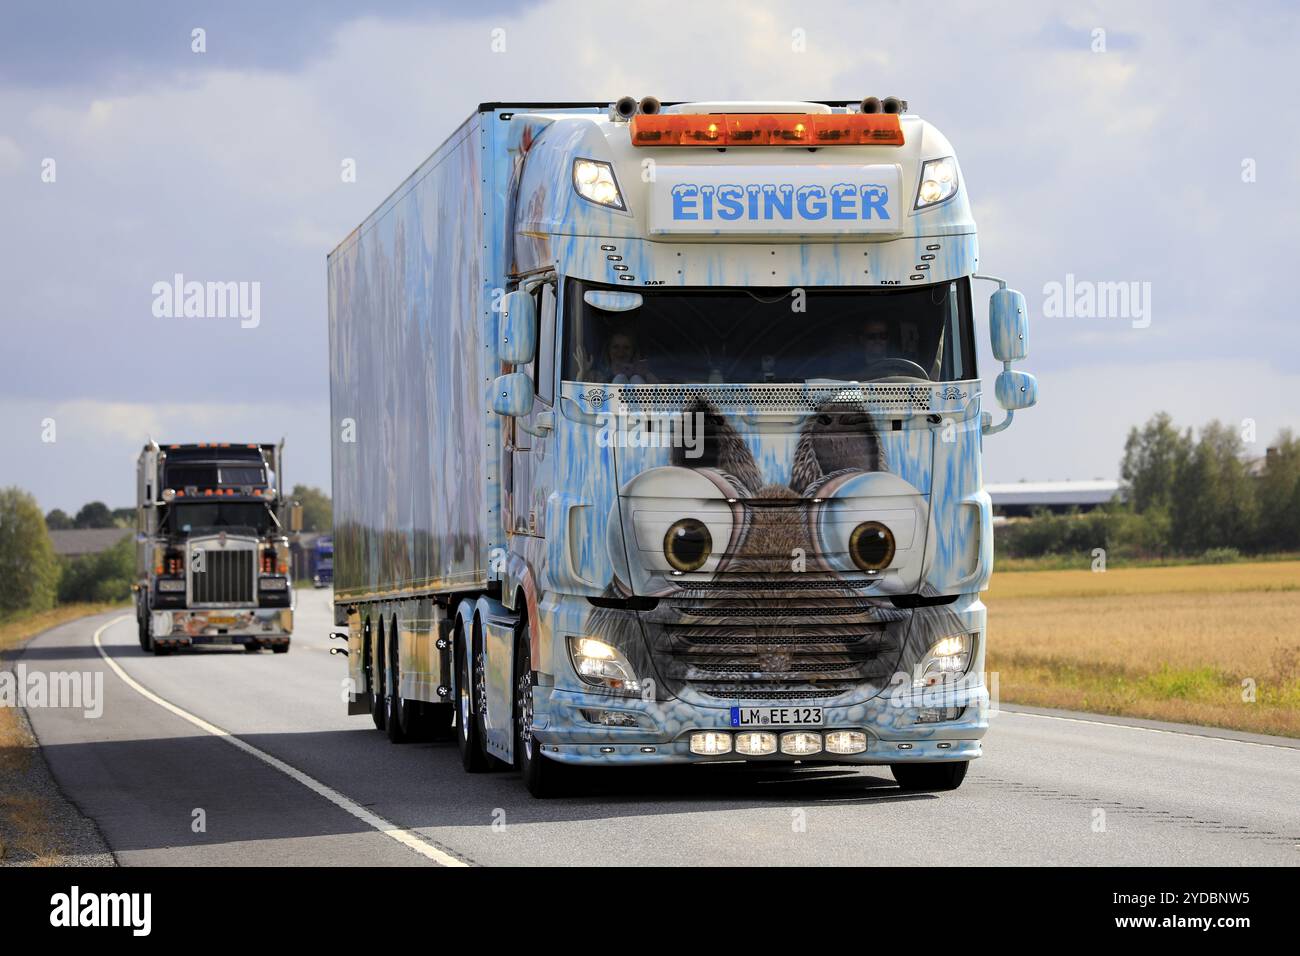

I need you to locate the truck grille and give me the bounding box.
[615,383,931,413]
[190,548,255,606]
[643,593,907,703]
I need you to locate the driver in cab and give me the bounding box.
[859,318,936,381]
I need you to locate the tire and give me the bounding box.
[891,761,969,792]
[244,642,261,653]
[456,619,492,772]
[272,643,289,654]
[140,603,154,653]
[516,624,567,798]
[368,619,386,732]
[387,621,411,743]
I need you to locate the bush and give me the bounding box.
[994,507,1175,562]
[0,488,59,615]
[57,536,135,604]
[1198,547,1242,565]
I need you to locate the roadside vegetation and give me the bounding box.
[995,414,1300,564]
[987,561,1300,737]
[987,414,1300,737]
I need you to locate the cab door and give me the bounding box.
[507,281,558,538]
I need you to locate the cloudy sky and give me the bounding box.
[2,0,1297,512]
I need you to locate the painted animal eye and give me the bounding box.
[616,466,738,586]
[805,470,930,590]
[664,518,712,572]
[848,521,895,572]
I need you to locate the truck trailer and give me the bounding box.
[135,441,298,653]
[327,96,1038,796]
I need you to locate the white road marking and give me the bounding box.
[999,707,1300,753]
[92,615,467,867]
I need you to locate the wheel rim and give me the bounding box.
[517,657,535,761]
[474,651,488,722]
[458,636,471,740]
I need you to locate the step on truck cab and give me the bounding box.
[135,441,299,654]
[327,96,1038,796]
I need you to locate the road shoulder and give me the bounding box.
[1000,703,1300,750]
[0,610,118,867]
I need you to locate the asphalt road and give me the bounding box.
[20,592,1300,866]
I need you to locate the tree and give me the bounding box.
[73,501,115,529]
[45,508,74,530]
[1120,412,1193,514]
[57,535,134,604]
[291,485,332,533]
[0,488,60,615]
[1170,421,1258,553]
[1254,430,1300,551]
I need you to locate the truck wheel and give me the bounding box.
[456,620,491,772]
[368,620,386,732]
[516,624,567,798]
[272,643,289,654]
[891,761,969,792]
[387,624,410,743]
[244,642,261,653]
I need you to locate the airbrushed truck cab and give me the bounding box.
[329,97,1037,797]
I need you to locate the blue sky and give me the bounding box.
[1,0,1297,511]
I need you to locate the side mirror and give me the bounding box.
[289,503,304,532]
[497,290,537,364]
[995,369,1038,410]
[989,288,1028,362]
[492,371,535,417]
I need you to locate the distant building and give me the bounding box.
[49,528,133,558]
[986,479,1121,517]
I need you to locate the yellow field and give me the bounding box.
[987,561,1300,737]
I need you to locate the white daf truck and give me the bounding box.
[329,97,1037,796]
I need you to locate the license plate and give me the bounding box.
[730,706,824,728]
[206,615,235,626]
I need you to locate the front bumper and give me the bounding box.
[151,608,293,646]
[531,681,989,767]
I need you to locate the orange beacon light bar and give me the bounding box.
[630,112,905,148]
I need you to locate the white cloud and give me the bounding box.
[0,0,1296,509]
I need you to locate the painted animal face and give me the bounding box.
[587,400,967,705]
[609,400,934,598]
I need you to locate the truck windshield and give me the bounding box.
[165,463,266,488]
[166,502,273,534]
[563,278,975,385]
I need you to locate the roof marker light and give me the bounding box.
[630,112,904,147]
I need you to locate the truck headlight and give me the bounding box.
[914,633,973,687]
[915,156,958,208]
[568,636,640,693]
[573,159,626,210]
[157,579,185,593]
